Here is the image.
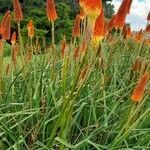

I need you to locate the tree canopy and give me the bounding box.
[0,0,114,43]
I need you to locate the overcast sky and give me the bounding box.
[111,0,150,31]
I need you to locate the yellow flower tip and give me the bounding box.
[92,36,103,48]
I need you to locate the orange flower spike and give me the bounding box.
[46,0,58,22]
[1,14,11,40]
[0,11,11,40]
[72,14,81,38]
[93,8,104,45]
[79,0,102,21]
[94,8,104,38]
[147,11,150,21]
[114,0,132,29]
[108,15,116,31]
[131,72,149,102]
[12,0,23,21]
[27,20,35,38]
[11,32,17,45]
[0,11,10,29]
[126,0,133,14]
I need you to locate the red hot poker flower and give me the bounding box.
[11,32,17,45]
[79,0,102,21]
[114,0,133,29]
[27,20,35,38]
[12,0,23,21]
[1,12,11,40]
[93,8,105,43]
[131,72,149,102]
[126,0,133,14]
[46,0,58,22]
[108,15,116,31]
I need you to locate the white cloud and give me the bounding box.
[111,0,150,31]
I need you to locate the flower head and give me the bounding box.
[27,20,35,38]
[79,0,102,21]
[93,8,105,44]
[114,0,133,29]
[0,11,11,40]
[12,0,23,21]
[46,0,58,22]
[131,72,149,102]
[11,32,17,45]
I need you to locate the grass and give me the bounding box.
[0,35,150,149]
[0,1,150,149]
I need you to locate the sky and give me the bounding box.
[111,0,150,31]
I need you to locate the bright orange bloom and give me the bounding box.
[27,20,35,38]
[1,13,11,40]
[147,11,150,21]
[0,11,11,40]
[0,11,10,29]
[79,8,85,20]
[131,72,149,102]
[72,14,81,38]
[93,8,104,42]
[108,15,116,31]
[126,0,133,14]
[46,0,58,22]
[12,0,23,21]
[79,0,102,20]
[114,0,133,29]
[11,32,17,45]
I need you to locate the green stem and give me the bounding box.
[18,21,25,68]
[51,21,55,46]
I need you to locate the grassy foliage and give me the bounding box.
[0,35,150,149]
[0,0,150,149]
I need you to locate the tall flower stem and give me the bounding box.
[18,21,25,68]
[51,21,55,46]
[0,40,4,98]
